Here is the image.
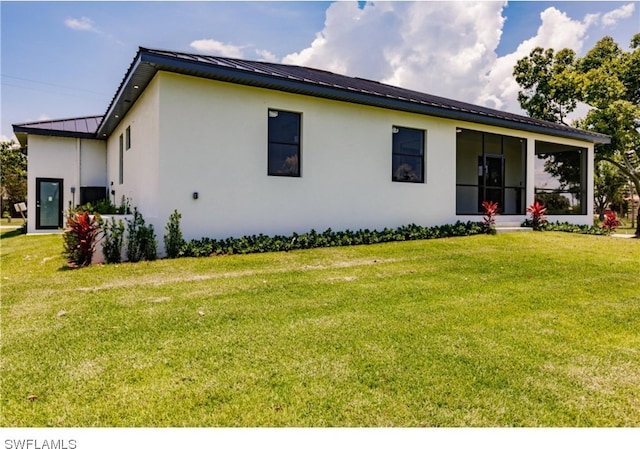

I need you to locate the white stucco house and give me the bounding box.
[14,47,610,247]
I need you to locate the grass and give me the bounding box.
[616,222,638,235]
[1,228,639,427]
[0,218,25,227]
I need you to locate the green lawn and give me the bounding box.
[616,222,638,235]
[1,228,639,427]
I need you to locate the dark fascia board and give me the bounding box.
[97,48,611,145]
[96,51,146,138]
[13,117,103,147]
[12,125,97,140]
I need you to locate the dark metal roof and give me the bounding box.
[13,115,104,147]
[14,47,610,145]
[96,47,609,144]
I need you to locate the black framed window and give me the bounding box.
[456,129,526,215]
[535,141,587,214]
[119,133,124,184]
[125,126,131,150]
[392,126,424,183]
[268,110,300,177]
[80,187,107,206]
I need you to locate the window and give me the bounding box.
[119,133,124,184]
[125,126,131,150]
[456,129,526,214]
[392,126,424,183]
[535,141,587,214]
[268,110,300,177]
[80,187,107,206]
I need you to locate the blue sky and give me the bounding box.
[1,1,638,142]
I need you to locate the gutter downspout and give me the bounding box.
[73,138,81,209]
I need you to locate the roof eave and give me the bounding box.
[12,125,100,147]
[98,48,611,145]
[96,50,147,137]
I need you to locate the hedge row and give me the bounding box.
[522,220,610,235]
[178,221,485,257]
[174,219,610,259]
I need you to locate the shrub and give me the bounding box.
[527,202,547,231]
[164,210,184,259]
[140,225,158,261]
[481,201,499,235]
[62,212,100,267]
[126,208,157,262]
[179,221,484,258]
[601,211,620,233]
[75,196,131,215]
[101,216,125,264]
[521,220,609,235]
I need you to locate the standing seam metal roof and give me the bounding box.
[95,47,610,144]
[14,47,610,145]
[12,115,104,146]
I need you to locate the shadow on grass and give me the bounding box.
[0,229,24,240]
[57,263,80,272]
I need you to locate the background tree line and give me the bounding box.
[0,140,27,220]
[514,33,640,237]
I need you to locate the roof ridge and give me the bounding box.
[142,46,354,77]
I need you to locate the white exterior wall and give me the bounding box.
[106,76,160,222]
[80,139,107,188]
[155,72,459,241]
[147,72,595,242]
[26,135,106,234]
[27,72,595,239]
[96,72,593,245]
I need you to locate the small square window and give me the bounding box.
[392,126,425,183]
[268,110,301,177]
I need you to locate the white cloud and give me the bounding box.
[190,39,244,58]
[65,17,97,32]
[284,1,505,104]
[479,6,593,114]
[255,49,278,63]
[602,3,635,26]
[1,134,15,144]
[63,16,124,45]
[584,13,601,28]
[280,1,637,121]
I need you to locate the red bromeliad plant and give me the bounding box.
[63,212,101,267]
[527,201,547,231]
[601,211,620,233]
[481,201,499,234]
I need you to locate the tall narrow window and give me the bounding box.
[125,126,131,150]
[119,133,124,184]
[535,141,586,214]
[268,109,301,177]
[392,126,425,183]
[456,129,526,215]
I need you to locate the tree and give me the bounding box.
[0,140,27,218]
[513,47,581,125]
[514,34,640,237]
[594,160,627,220]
